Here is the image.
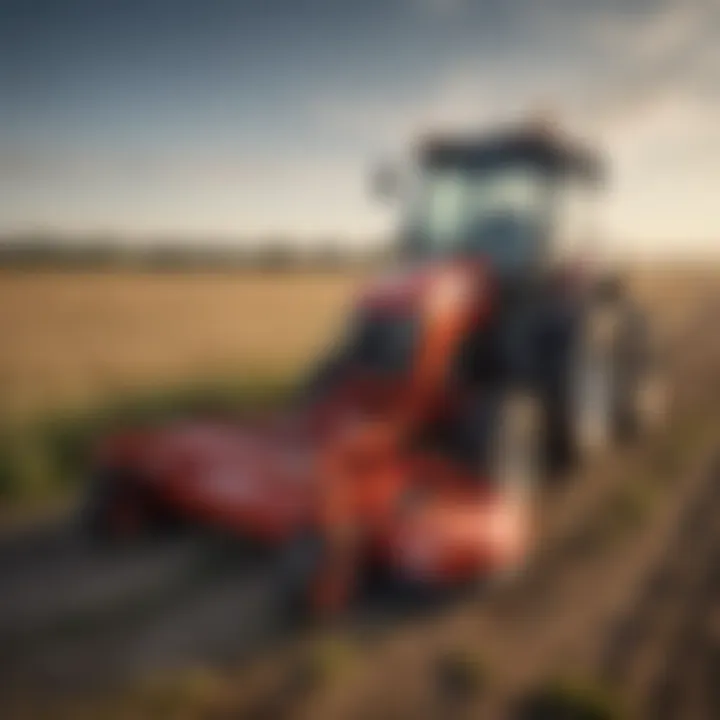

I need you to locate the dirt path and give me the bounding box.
[599,458,720,719]
[0,529,284,693]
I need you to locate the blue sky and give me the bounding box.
[1,0,719,252]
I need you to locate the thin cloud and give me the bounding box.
[409,0,467,16]
[580,0,720,126]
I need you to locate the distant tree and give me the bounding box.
[253,238,298,271]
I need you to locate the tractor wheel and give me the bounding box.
[483,391,543,583]
[486,391,544,496]
[81,469,164,546]
[452,390,543,589]
[550,304,619,469]
[612,309,670,441]
[458,388,544,489]
[569,308,618,459]
[553,300,669,471]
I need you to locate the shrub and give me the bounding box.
[435,647,489,701]
[516,676,625,720]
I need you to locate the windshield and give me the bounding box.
[401,165,549,270]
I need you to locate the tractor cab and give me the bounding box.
[305,127,611,466]
[398,126,605,278]
[312,128,606,428]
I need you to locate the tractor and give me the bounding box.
[83,125,667,617]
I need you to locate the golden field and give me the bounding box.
[0,270,365,424]
[0,264,717,424]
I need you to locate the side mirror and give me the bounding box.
[370,162,401,202]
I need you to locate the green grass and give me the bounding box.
[0,371,293,518]
[283,634,360,699]
[517,676,626,720]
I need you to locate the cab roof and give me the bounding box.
[420,125,606,184]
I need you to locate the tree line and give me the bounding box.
[0,235,391,271]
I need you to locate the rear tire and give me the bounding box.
[459,389,543,585]
[486,391,544,496]
[570,308,617,459]
[613,310,670,441]
[549,305,619,470]
[484,391,543,583]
